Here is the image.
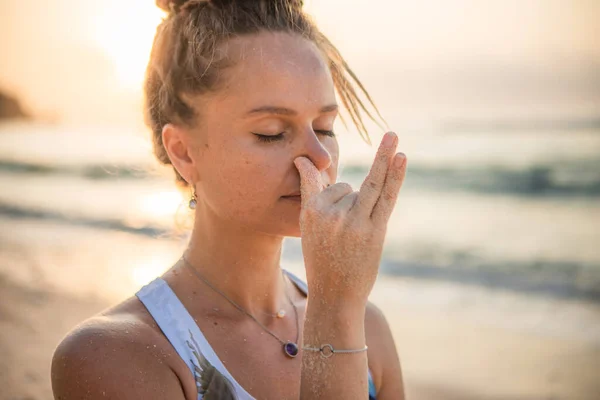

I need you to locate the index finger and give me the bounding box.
[294,156,323,206]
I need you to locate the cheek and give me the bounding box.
[209,146,279,201]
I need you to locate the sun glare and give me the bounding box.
[139,190,183,218]
[132,258,171,287]
[90,0,165,89]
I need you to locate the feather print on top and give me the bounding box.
[187,330,239,400]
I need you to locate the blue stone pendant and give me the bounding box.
[284,342,298,358]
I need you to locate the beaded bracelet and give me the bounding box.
[302,344,368,358]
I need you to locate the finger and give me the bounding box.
[318,183,353,206]
[293,157,323,206]
[356,131,398,216]
[371,152,407,225]
[333,191,359,212]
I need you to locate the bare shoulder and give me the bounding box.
[365,301,405,400]
[51,296,194,400]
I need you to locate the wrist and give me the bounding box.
[305,297,366,320]
[304,298,366,339]
[302,306,366,353]
[306,289,368,313]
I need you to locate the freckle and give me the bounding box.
[205,143,209,148]
[213,321,218,326]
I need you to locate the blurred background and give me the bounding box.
[1,0,599,399]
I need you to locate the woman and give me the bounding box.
[51,0,407,399]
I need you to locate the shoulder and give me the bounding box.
[51,297,195,400]
[365,301,405,399]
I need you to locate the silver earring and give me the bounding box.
[188,185,197,210]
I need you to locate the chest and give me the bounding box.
[192,310,305,400]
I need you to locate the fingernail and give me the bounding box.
[394,153,406,167]
[383,132,397,146]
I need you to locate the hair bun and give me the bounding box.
[155,0,195,13]
[156,0,303,13]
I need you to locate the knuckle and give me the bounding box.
[302,201,321,216]
[347,219,368,235]
[313,203,328,216]
[334,182,353,193]
[382,190,396,202]
[322,205,343,220]
[361,179,377,193]
[330,208,344,221]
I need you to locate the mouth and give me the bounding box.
[281,194,302,202]
[282,184,328,199]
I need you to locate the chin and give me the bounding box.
[272,219,301,238]
[248,202,302,237]
[262,217,302,238]
[284,227,302,238]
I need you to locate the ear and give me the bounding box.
[161,123,198,184]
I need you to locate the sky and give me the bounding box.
[0,0,598,128]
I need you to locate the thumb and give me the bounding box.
[293,157,323,206]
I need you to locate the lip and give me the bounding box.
[281,194,302,202]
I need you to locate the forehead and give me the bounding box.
[210,31,336,112]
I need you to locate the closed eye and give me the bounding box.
[252,132,285,143]
[315,130,335,137]
[252,130,335,143]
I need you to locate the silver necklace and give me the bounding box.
[181,255,300,358]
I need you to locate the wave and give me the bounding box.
[378,259,600,303]
[281,237,600,302]
[3,157,600,197]
[0,159,157,180]
[0,202,171,238]
[440,117,600,133]
[2,201,599,302]
[345,160,600,197]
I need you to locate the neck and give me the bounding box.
[180,203,289,317]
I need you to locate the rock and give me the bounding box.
[0,90,30,120]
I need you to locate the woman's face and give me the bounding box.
[187,32,339,237]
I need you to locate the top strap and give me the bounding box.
[136,278,254,399]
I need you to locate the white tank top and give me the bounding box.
[136,271,377,399]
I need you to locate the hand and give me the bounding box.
[294,131,407,307]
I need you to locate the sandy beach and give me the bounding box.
[1,217,599,400]
[2,0,599,398]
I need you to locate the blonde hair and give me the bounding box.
[145,0,384,189]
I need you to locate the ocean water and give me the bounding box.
[0,121,599,302]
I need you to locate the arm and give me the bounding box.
[365,302,405,400]
[300,300,369,399]
[295,131,407,399]
[51,318,189,400]
[300,301,405,400]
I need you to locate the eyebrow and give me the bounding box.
[245,104,339,116]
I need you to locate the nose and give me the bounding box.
[297,129,332,172]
